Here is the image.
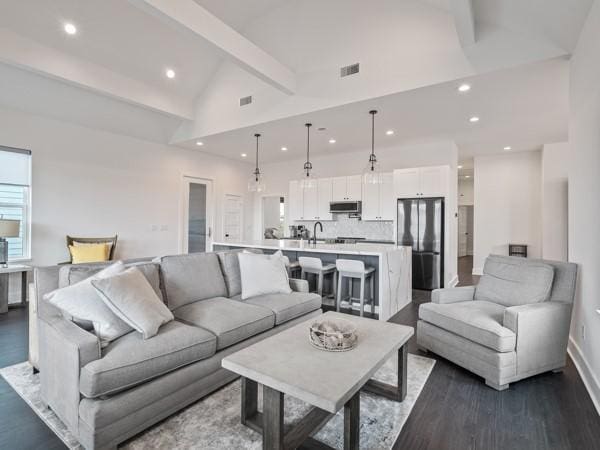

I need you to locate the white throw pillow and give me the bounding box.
[45,261,132,346]
[238,250,292,300]
[91,267,174,339]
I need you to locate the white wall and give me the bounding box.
[567,0,600,413]
[458,178,474,205]
[254,139,459,287]
[0,106,254,267]
[542,142,569,261]
[473,151,542,273]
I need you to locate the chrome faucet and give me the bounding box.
[311,221,323,246]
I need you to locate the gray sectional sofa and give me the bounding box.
[34,250,323,449]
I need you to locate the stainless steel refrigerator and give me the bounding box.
[397,197,444,290]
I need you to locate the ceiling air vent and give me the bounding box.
[340,63,360,78]
[239,95,253,106]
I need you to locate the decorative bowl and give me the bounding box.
[309,318,358,352]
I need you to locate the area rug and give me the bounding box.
[1,353,434,449]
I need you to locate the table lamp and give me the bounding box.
[0,218,20,267]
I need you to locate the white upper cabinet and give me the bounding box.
[394,166,448,198]
[332,175,362,201]
[316,178,333,220]
[302,183,318,220]
[361,172,394,221]
[288,180,304,221]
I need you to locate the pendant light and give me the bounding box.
[248,133,266,192]
[300,123,318,189]
[363,110,382,184]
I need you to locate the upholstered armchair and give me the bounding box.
[417,255,577,390]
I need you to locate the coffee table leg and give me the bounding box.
[263,385,284,450]
[398,343,408,402]
[344,391,360,450]
[241,377,258,427]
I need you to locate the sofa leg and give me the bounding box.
[485,379,509,391]
[33,367,39,375]
[552,368,564,374]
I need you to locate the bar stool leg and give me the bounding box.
[332,271,337,301]
[348,278,352,304]
[359,275,365,317]
[370,273,375,313]
[317,272,324,297]
[337,274,343,312]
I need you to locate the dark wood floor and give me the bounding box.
[2,283,600,449]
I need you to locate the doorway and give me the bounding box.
[181,176,213,253]
[262,196,285,239]
[223,194,243,242]
[457,205,475,284]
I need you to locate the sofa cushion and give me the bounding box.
[158,253,227,310]
[419,300,516,352]
[80,320,216,398]
[216,250,243,297]
[474,255,554,307]
[245,292,322,325]
[173,297,274,350]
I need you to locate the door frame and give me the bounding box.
[257,192,287,240]
[222,193,244,242]
[179,175,214,253]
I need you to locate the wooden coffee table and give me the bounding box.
[222,312,414,450]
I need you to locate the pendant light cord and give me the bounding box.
[254,133,261,180]
[304,123,312,176]
[369,110,377,170]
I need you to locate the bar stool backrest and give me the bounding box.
[336,259,365,273]
[299,256,323,270]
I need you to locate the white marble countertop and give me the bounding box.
[212,239,405,256]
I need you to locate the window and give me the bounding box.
[0,146,31,260]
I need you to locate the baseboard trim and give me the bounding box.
[568,336,600,416]
[448,275,459,287]
[472,267,483,276]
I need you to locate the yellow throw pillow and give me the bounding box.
[69,243,110,264]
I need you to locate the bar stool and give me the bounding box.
[298,256,337,298]
[336,259,375,317]
[281,255,302,278]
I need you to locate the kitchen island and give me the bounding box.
[211,240,411,321]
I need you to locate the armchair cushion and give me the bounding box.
[432,286,475,304]
[474,255,555,307]
[419,300,516,352]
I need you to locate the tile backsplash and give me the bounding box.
[293,214,394,241]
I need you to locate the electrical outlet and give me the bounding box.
[581,324,586,341]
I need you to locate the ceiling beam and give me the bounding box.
[0,28,194,120]
[129,0,296,95]
[451,0,476,47]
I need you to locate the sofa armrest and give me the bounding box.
[431,286,475,304]
[503,302,572,374]
[39,315,100,434]
[289,278,309,293]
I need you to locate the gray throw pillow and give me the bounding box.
[92,267,174,339]
[45,261,132,346]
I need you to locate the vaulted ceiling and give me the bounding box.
[0,0,593,158]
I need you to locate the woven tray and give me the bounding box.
[309,318,358,352]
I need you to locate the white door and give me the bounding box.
[379,172,395,220]
[420,166,447,197]
[458,205,468,257]
[223,194,243,242]
[317,178,332,220]
[346,175,362,201]
[331,177,347,201]
[303,183,318,220]
[361,176,380,220]
[394,168,420,198]
[181,176,213,253]
[288,180,303,220]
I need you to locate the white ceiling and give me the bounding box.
[181,57,568,162]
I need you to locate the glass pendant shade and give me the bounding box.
[248,133,266,192]
[363,109,382,184]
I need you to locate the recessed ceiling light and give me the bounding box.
[64,23,77,35]
[166,68,176,79]
[465,175,471,178]
[241,153,247,157]
[386,130,394,136]
[504,146,512,151]
[458,84,471,92]
[318,127,326,131]
[329,139,336,144]
[196,141,203,146]
[281,147,288,151]
[469,116,480,123]
[458,165,463,169]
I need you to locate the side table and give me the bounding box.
[0,264,32,314]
